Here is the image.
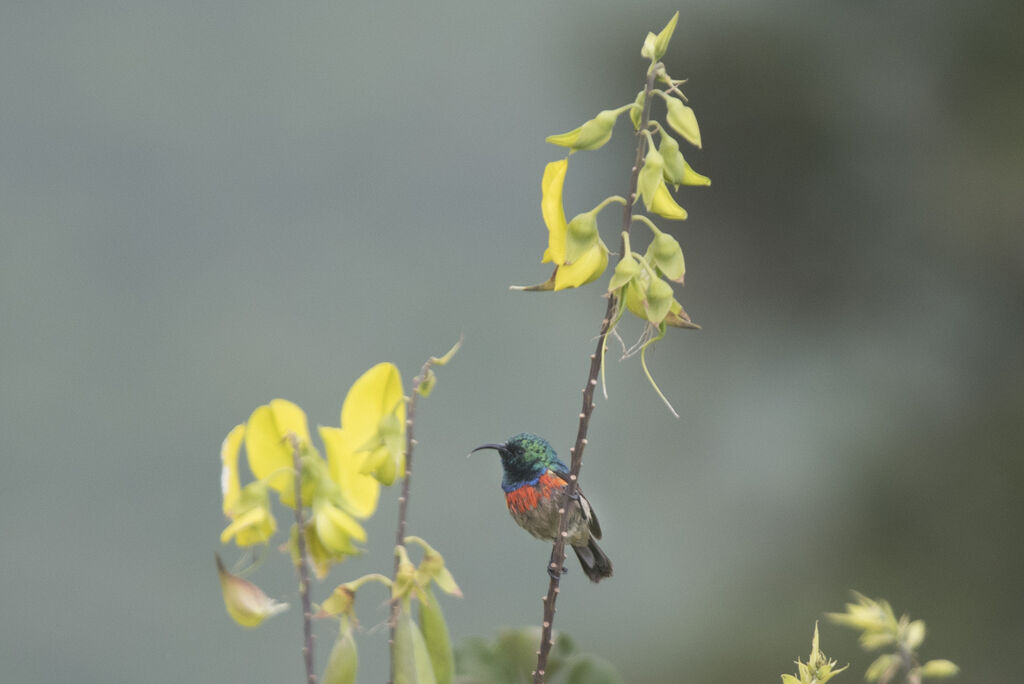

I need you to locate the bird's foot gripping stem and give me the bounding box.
[547,560,569,580]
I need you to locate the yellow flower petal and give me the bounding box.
[540,159,569,264]
[314,502,367,554]
[341,363,405,452]
[220,424,245,516]
[245,399,311,507]
[319,426,380,519]
[650,183,688,220]
[220,505,276,546]
[554,241,608,290]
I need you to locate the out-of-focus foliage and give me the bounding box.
[456,628,622,684]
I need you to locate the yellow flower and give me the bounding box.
[313,499,367,555]
[319,426,380,519]
[219,424,245,516]
[341,363,406,486]
[516,158,609,291]
[219,424,277,546]
[554,240,609,291]
[220,486,277,546]
[540,158,569,264]
[545,108,624,151]
[245,399,315,508]
[650,182,688,220]
[215,554,288,628]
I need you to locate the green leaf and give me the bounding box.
[551,655,624,684]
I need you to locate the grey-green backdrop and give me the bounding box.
[2,1,1021,682]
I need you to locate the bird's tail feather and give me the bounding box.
[572,538,613,583]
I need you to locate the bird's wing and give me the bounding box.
[543,468,603,539]
[576,486,602,540]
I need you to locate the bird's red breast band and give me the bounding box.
[505,472,567,514]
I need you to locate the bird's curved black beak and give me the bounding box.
[470,443,505,456]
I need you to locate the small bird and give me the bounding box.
[472,433,612,583]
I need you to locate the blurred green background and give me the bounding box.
[2,1,1021,682]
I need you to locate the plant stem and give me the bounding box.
[899,644,921,684]
[387,356,435,684]
[532,64,660,684]
[288,435,316,684]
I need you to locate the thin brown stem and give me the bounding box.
[899,644,922,684]
[386,356,437,684]
[287,435,316,684]
[532,65,660,683]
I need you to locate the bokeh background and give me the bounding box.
[2,1,1021,681]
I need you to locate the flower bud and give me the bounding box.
[664,96,702,148]
[564,211,599,264]
[658,133,686,188]
[641,32,657,60]
[215,554,288,628]
[645,277,674,324]
[865,654,900,683]
[918,660,959,678]
[608,253,642,291]
[637,147,665,210]
[546,109,621,151]
[630,90,645,130]
[653,12,679,62]
[553,240,608,291]
[416,368,437,397]
[650,183,688,220]
[904,619,926,651]
[393,546,418,601]
[647,231,686,282]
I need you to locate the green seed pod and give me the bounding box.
[418,587,454,684]
[393,599,438,684]
[322,616,358,684]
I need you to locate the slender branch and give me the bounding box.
[899,643,921,684]
[532,65,661,683]
[387,356,435,684]
[287,435,316,684]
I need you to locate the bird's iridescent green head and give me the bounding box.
[471,433,568,489]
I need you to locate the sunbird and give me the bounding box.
[472,433,612,582]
